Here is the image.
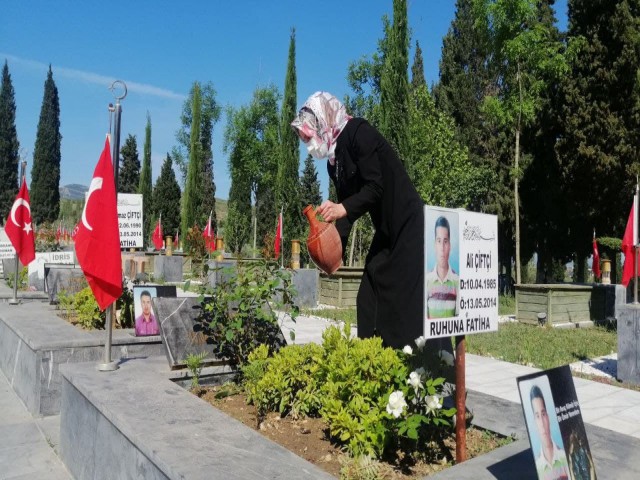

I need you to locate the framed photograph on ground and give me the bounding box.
[133,285,177,337]
[517,366,597,480]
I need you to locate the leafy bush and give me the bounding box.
[319,324,408,457]
[6,266,28,290]
[243,342,323,418]
[199,260,298,367]
[70,286,104,329]
[57,282,134,330]
[240,323,456,460]
[185,352,208,389]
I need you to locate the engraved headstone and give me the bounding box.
[45,266,88,303]
[154,297,218,368]
[28,251,75,290]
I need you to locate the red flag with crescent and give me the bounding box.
[74,138,122,310]
[152,215,163,250]
[5,177,35,265]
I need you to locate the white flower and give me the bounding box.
[438,350,455,367]
[415,336,426,349]
[425,395,443,414]
[386,391,407,418]
[407,371,422,390]
[415,367,426,377]
[402,345,413,355]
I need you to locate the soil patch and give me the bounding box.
[197,385,512,479]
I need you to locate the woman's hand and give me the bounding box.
[316,201,347,222]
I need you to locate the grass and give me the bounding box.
[498,294,515,315]
[305,301,616,371]
[305,298,617,372]
[301,307,357,325]
[466,322,617,370]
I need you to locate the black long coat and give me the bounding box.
[329,118,429,349]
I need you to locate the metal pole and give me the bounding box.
[9,161,27,305]
[98,81,126,372]
[455,335,467,463]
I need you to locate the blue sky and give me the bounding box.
[2,0,567,200]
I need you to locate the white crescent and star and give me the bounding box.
[10,198,33,234]
[81,177,103,231]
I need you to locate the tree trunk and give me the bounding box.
[515,127,521,285]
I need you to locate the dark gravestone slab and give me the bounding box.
[154,297,218,369]
[45,265,88,304]
[2,258,23,281]
[153,256,183,282]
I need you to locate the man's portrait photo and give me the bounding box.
[425,211,460,319]
[520,376,570,480]
[134,286,159,336]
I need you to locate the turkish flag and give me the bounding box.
[592,238,601,279]
[5,178,36,265]
[74,138,122,310]
[152,216,163,250]
[622,201,636,287]
[274,211,283,259]
[203,213,215,252]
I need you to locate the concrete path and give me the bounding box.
[0,368,70,479]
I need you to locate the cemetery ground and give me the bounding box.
[196,384,512,479]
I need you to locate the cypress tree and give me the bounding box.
[299,154,321,209]
[410,41,426,92]
[0,60,19,219]
[152,154,181,240]
[181,83,203,243]
[31,65,61,224]
[200,104,217,233]
[139,113,153,244]
[380,0,411,176]
[277,28,301,260]
[119,134,140,194]
[433,0,494,212]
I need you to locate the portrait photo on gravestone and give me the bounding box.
[133,285,176,337]
[518,366,597,480]
[424,206,498,339]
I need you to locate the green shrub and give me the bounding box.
[56,281,134,330]
[73,286,105,329]
[244,342,323,418]
[185,352,208,389]
[319,323,408,457]
[6,266,28,290]
[200,260,298,367]
[240,323,455,461]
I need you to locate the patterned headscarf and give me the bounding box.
[291,91,352,165]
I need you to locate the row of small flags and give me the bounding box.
[5,135,285,310]
[151,211,217,253]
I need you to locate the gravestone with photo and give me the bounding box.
[154,297,219,368]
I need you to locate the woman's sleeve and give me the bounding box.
[341,122,383,223]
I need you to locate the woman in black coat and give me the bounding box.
[292,91,451,353]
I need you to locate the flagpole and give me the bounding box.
[98,81,126,372]
[9,161,27,306]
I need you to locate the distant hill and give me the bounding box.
[59,184,88,200]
